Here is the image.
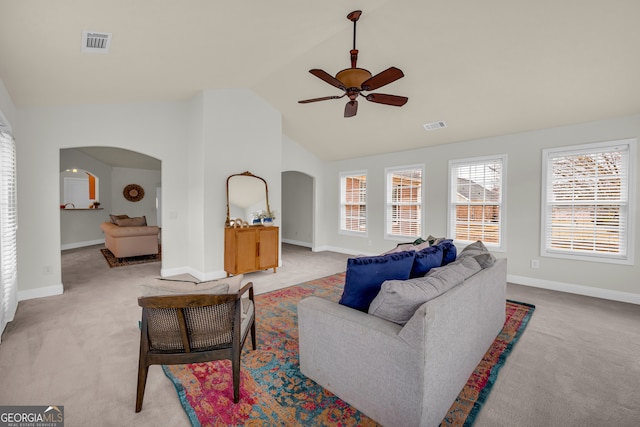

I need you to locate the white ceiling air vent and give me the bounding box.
[423,121,447,131]
[81,31,112,53]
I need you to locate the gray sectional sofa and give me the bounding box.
[298,252,506,427]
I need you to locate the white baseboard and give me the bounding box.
[508,274,640,305]
[282,238,312,248]
[61,239,104,251]
[18,283,64,301]
[160,266,191,278]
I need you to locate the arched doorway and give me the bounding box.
[281,170,314,248]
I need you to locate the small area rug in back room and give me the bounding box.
[100,246,161,268]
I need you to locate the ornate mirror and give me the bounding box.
[226,171,271,226]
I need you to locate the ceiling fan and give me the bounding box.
[298,10,408,118]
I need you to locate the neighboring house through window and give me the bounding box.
[449,155,506,249]
[541,139,635,264]
[340,171,367,234]
[385,165,423,239]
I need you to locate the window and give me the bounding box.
[385,166,422,239]
[0,130,18,341]
[542,139,635,264]
[449,155,506,249]
[340,171,367,234]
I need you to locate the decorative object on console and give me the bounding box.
[252,209,276,226]
[123,183,145,202]
[298,10,408,118]
[230,218,249,228]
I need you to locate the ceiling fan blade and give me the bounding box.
[360,67,404,91]
[365,93,408,107]
[309,69,346,91]
[298,95,344,104]
[344,100,358,118]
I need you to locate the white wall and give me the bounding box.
[323,114,640,302]
[199,88,282,278]
[16,101,190,297]
[110,167,161,226]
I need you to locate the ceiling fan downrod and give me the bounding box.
[348,10,362,69]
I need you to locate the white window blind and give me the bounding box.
[340,172,367,234]
[449,155,505,248]
[542,139,635,263]
[386,166,423,238]
[0,130,18,342]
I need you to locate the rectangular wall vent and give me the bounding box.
[81,31,112,53]
[423,121,447,131]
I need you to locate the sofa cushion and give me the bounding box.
[382,240,431,255]
[368,257,482,325]
[435,239,457,265]
[110,214,129,223]
[339,251,416,312]
[115,216,147,227]
[409,245,444,278]
[139,274,243,296]
[457,240,496,268]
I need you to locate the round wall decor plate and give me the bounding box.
[123,184,145,202]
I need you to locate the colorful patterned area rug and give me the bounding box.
[162,272,535,427]
[100,246,161,268]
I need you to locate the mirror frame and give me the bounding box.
[225,171,271,227]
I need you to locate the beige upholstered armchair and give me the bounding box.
[135,282,256,412]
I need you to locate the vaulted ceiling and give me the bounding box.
[1,1,639,161]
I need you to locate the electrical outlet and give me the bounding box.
[530,259,539,269]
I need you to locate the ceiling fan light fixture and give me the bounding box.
[336,68,372,89]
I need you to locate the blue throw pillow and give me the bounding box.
[410,245,444,278]
[339,251,416,312]
[436,239,457,265]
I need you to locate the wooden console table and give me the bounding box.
[224,226,279,276]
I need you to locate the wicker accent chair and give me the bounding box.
[135,282,256,412]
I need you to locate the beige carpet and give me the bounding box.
[0,244,638,427]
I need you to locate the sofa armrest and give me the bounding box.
[400,257,507,427]
[298,296,422,426]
